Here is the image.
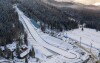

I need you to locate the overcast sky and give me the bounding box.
[55,0,100,5]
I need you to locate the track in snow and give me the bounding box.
[14,5,80,59]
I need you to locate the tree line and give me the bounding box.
[15,0,78,32]
[16,0,100,32]
[0,0,25,45]
[0,0,35,61]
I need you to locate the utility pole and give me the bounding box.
[66,32,68,42]
[97,50,100,63]
[90,42,92,53]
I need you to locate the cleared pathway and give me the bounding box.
[14,5,79,59]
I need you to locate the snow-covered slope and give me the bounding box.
[14,5,78,59]
[67,28,100,50]
[14,5,90,63]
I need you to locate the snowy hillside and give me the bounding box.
[55,28,100,62]
[0,0,100,63]
[13,5,93,63]
[67,28,100,49]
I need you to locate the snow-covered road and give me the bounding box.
[14,5,80,59]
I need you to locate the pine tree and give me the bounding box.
[10,51,14,59]
[25,57,28,63]
[16,44,20,58]
[82,27,84,31]
[24,32,28,45]
[29,47,35,58]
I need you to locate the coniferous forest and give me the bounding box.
[0,0,25,45]
[0,0,100,62]
[0,0,100,45]
[16,0,100,31]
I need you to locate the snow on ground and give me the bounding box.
[13,58,25,63]
[28,57,37,63]
[55,28,100,61]
[0,57,9,63]
[6,42,16,51]
[34,46,53,60]
[41,34,74,50]
[14,5,90,63]
[15,5,79,59]
[0,42,17,52]
[42,55,84,63]
[40,32,90,61]
[0,46,5,51]
[67,28,100,50]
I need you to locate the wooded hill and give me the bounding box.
[15,0,100,31]
[0,0,100,45]
[0,0,25,46]
[15,0,78,32]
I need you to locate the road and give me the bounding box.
[64,35,99,50]
[14,5,80,59]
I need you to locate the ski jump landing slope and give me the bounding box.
[14,5,79,59]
